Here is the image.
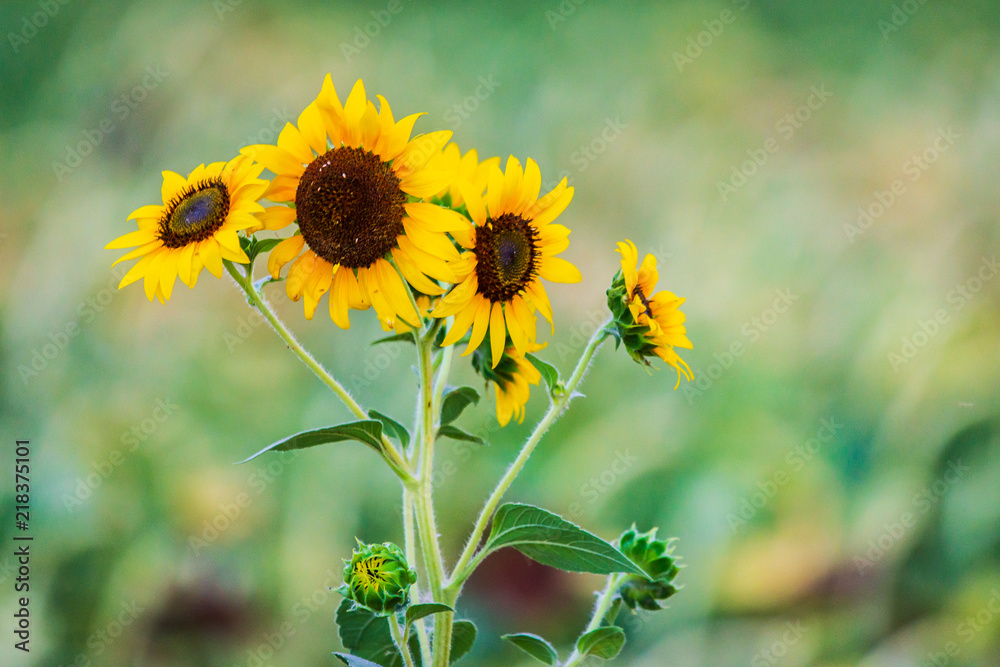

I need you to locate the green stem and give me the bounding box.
[402,488,432,665]
[225,260,416,486]
[446,318,613,591]
[562,574,625,667]
[388,613,416,667]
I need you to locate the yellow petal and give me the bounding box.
[106,228,157,250]
[375,258,420,327]
[463,297,492,356]
[158,249,181,301]
[402,219,460,261]
[199,239,225,278]
[392,247,444,296]
[127,204,164,221]
[267,235,305,278]
[143,249,167,301]
[485,163,505,217]
[505,301,528,355]
[531,185,574,227]
[501,156,523,212]
[254,206,297,232]
[380,112,424,161]
[458,183,488,225]
[400,169,455,199]
[404,202,471,232]
[538,256,582,283]
[118,249,159,289]
[297,101,328,155]
[489,302,506,368]
[286,250,318,301]
[440,297,479,346]
[161,171,187,203]
[111,240,162,267]
[240,145,304,178]
[518,159,542,214]
[277,122,314,165]
[329,266,352,329]
[302,259,334,319]
[359,101,382,150]
[394,131,452,178]
[177,242,196,287]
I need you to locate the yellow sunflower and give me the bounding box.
[241,77,469,330]
[106,156,268,303]
[425,143,500,208]
[493,346,543,426]
[432,157,581,367]
[616,240,693,386]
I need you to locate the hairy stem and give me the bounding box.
[561,573,625,667]
[388,613,416,667]
[446,317,613,591]
[402,488,432,665]
[225,260,416,485]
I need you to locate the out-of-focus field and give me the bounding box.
[2,1,999,665]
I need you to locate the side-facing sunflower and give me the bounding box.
[242,76,469,330]
[432,157,581,366]
[611,240,693,386]
[425,143,500,208]
[106,156,268,303]
[472,340,544,426]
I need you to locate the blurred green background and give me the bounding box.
[3,0,1000,665]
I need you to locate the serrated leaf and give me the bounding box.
[372,332,416,346]
[481,504,645,576]
[502,633,558,664]
[370,410,410,449]
[449,620,477,664]
[440,387,480,425]
[526,354,560,394]
[436,425,485,444]
[334,654,385,667]
[404,603,453,630]
[576,626,625,660]
[239,420,384,464]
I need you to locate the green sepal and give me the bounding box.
[576,626,625,660]
[525,354,561,396]
[616,525,681,611]
[440,387,480,425]
[369,410,411,449]
[436,425,485,445]
[372,332,416,347]
[238,420,385,463]
[479,503,644,576]
[502,633,559,664]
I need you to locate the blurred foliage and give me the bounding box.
[2,0,1000,665]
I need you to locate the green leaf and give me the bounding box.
[370,410,410,449]
[449,620,477,664]
[404,603,453,630]
[252,238,282,255]
[502,633,558,664]
[253,275,284,291]
[481,504,645,576]
[576,626,625,660]
[333,654,385,667]
[239,420,384,464]
[436,425,485,445]
[526,354,560,395]
[336,600,401,667]
[372,332,416,346]
[440,387,480,425]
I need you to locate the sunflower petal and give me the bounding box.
[106,228,157,250]
[464,297,492,356]
[489,302,506,368]
[199,239,225,278]
[538,256,582,283]
[267,235,306,278]
[376,258,420,327]
[161,171,187,203]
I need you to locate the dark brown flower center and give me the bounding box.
[474,213,538,302]
[295,147,406,269]
[632,286,655,318]
[159,179,230,248]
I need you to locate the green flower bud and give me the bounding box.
[338,541,417,616]
[617,525,681,611]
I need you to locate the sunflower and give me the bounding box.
[242,76,469,330]
[613,240,693,386]
[106,156,268,303]
[432,157,581,367]
[472,340,544,426]
[425,143,500,208]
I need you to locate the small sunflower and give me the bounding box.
[611,240,693,386]
[425,143,500,208]
[106,156,268,303]
[472,340,544,426]
[242,76,469,330]
[433,157,581,367]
